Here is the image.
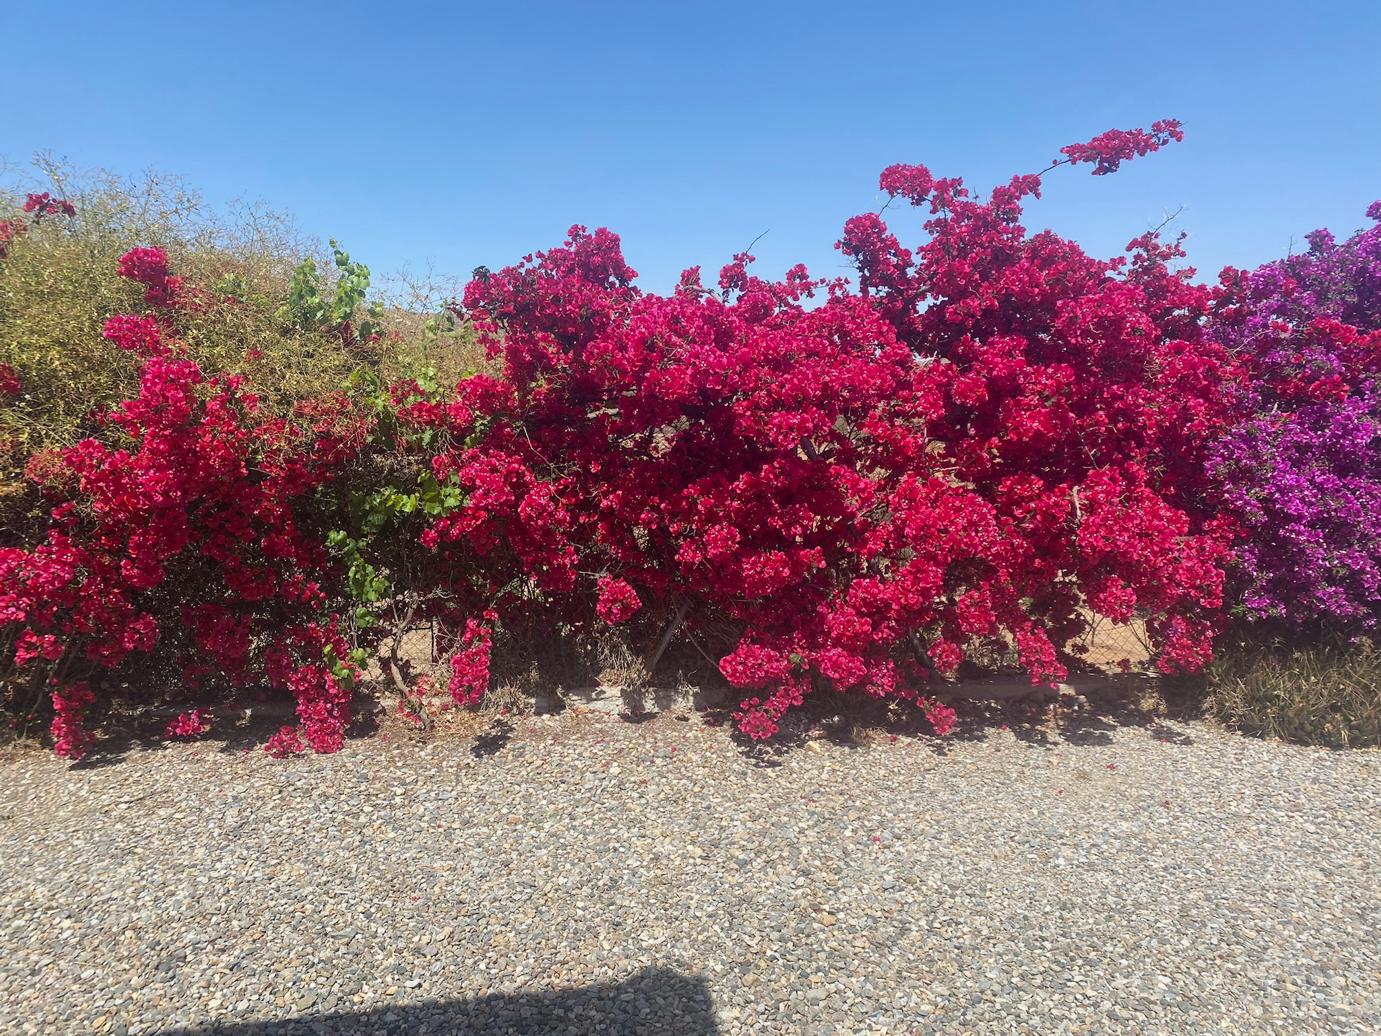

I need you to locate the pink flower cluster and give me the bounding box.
[0,191,75,261]
[50,681,95,759]
[595,577,641,625]
[163,708,212,739]
[447,616,494,706]
[116,246,182,306]
[1059,119,1184,175]
[0,218,25,259]
[22,192,76,222]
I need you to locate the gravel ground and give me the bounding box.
[1,705,1379,1035]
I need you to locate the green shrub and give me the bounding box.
[1203,633,1381,747]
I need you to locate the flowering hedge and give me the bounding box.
[2,121,1378,759]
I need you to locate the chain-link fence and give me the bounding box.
[1075,612,1153,672]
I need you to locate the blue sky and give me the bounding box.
[3,1,1378,297]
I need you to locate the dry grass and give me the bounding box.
[0,160,344,518]
[1203,633,1381,748]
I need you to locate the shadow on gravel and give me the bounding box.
[17,668,1204,769]
[470,717,514,757]
[726,672,1207,764]
[952,674,1205,749]
[155,967,717,1035]
[29,696,384,770]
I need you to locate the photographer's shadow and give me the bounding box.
[161,967,718,1035]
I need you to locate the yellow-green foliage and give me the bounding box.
[1,164,345,471]
[1204,633,1381,748]
[0,158,481,530]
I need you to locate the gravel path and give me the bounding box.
[1,707,1378,1035]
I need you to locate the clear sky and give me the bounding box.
[2,1,1378,297]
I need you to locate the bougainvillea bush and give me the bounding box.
[1198,203,1381,746]
[396,118,1238,744]
[1207,204,1381,633]
[0,247,373,757]
[3,120,1374,759]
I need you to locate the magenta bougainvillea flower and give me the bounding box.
[1208,203,1381,631]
